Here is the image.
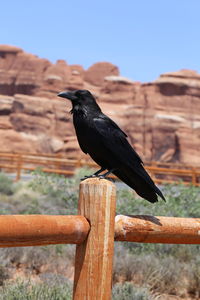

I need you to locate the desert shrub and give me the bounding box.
[0,173,15,195]
[0,245,75,276]
[0,265,9,286]
[113,243,197,297]
[0,170,80,215]
[112,282,157,300]
[187,257,200,298]
[28,170,78,215]
[0,279,72,300]
[116,183,200,218]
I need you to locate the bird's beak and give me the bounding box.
[57,91,77,101]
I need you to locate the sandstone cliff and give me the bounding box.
[0,45,199,164]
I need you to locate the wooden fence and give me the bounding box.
[0,152,200,186]
[0,178,200,299]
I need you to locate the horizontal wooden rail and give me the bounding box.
[0,151,200,169]
[0,157,78,167]
[0,152,73,158]
[0,151,200,186]
[147,166,200,175]
[0,214,199,247]
[115,215,200,244]
[0,215,90,247]
[153,178,200,186]
[0,164,74,176]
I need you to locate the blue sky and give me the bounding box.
[0,1,200,82]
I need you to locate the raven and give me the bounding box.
[58,89,165,203]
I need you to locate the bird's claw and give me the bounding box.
[80,174,98,181]
[98,176,115,182]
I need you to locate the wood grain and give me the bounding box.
[73,178,116,300]
[0,215,89,247]
[115,215,200,244]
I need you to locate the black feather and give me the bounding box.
[57,89,165,203]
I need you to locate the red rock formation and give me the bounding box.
[84,62,119,86]
[0,45,200,165]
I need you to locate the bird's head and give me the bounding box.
[57,89,96,104]
[57,89,100,114]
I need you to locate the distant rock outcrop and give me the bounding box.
[0,45,200,164]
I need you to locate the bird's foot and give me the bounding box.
[98,168,116,181]
[81,174,97,181]
[98,175,115,182]
[80,167,107,181]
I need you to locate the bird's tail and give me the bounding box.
[113,168,165,203]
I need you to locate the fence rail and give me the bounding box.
[0,215,90,247]
[0,214,199,248]
[0,178,199,299]
[0,151,200,186]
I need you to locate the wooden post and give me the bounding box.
[191,168,197,186]
[55,153,62,170]
[73,178,116,300]
[16,154,22,181]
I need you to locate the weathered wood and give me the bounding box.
[0,214,199,247]
[0,215,90,247]
[115,215,200,244]
[73,178,116,300]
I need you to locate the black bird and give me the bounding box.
[58,89,165,203]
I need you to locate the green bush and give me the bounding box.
[0,279,72,300]
[28,170,78,215]
[112,282,156,300]
[116,183,200,218]
[0,173,15,195]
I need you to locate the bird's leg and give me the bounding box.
[81,167,106,181]
[99,168,116,179]
[92,167,107,177]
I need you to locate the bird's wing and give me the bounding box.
[94,115,165,201]
[93,115,143,165]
